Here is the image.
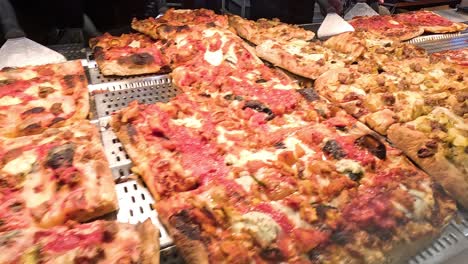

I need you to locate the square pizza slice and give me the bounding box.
[0,120,118,229]
[89,33,171,76]
[0,60,89,137]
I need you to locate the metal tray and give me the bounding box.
[407,33,468,53]
[84,43,468,262]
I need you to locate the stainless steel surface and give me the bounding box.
[408,33,468,53]
[87,67,162,85]
[410,212,468,264]
[115,179,174,248]
[48,44,87,60]
[93,79,178,118]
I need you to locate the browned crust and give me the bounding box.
[421,24,462,33]
[137,219,160,264]
[383,27,424,42]
[387,124,468,208]
[323,32,366,60]
[110,114,161,201]
[95,58,163,76]
[256,41,333,80]
[159,216,209,264]
[228,15,255,43]
[131,18,160,40]
[69,62,90,122]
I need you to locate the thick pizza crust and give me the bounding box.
[96,58,164,76]
[422,24,463,33]
[160,217,210,264]
[138,219,160,264]
[110,116,161,201]
[387,124,468,208]
[382,27,424,42]
[256,40,334,80]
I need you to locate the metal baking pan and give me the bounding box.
[408,33,468,54]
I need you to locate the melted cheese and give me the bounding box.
[235,175,255,192]
[335,159,363,174]
[0,96,22,106]
[128,40,141,48]
[271,201,310,228]
[2,150,37,175]
[232,212,280,248]
[172,116,203,129]
[226,45,238,64]
[225,149,277,167]
[204,49,224,66]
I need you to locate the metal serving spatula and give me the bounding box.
[0,37,66,69]
[317,13,355,39]
[344,0,379,21]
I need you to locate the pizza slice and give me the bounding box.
[324,31,427,70]
[0,219,159,264]
[0,60,89,137]
[314,68,438,134]
[349,15,424,41]
[228,14,315,45]
[131,8,229,40]
[431,47,468,68]
[163,24,262,69]
[0,121,118,228]
[154,111,456,263]
[89,33,170,76]
[388,107,468,208]
[255,39,350,80]
[394,10,468,33]
[156,181,332,263]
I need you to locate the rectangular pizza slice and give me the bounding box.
[154,110,456,263]
[388,107,468,208]
[228,14,315,46]
[394,10,468,34]
[131,8,229,40]
[0,60,89,137]
[323,31,427,71]
[0,120,118,229]
[89,33,170,76]
[348,15,424,41]
[255,38,357,80]
[0,219,159,264]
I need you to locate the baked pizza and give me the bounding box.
[111,88,456,263]
[0,219,159,263]
[324,31,427,71]
[131,8,229,40]
[228,14,315,45]
[0,121,118,230]
[388,107,468,208]
[0,60,89,137]
[394,10,468,33]
[255,39,351,80]
[349,15,424,41]
[431,47,468,68]
[89,33,170,76]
